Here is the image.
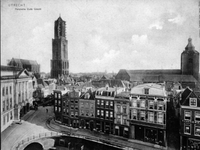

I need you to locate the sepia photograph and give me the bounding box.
[1,0,200,150]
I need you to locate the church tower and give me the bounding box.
[51,16,69,78]
[181,38,199,80]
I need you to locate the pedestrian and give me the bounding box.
[46,108,48,113]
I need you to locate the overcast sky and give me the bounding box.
[1,0,200,73]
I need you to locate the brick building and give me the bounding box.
[179,87,200,150]
[95,86,124,134]
[79,89,96,130]
[114,91,130,138]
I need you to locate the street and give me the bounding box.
[2,106,163,150]
[1,106,53,150]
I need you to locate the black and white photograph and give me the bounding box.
[1,0,200,150]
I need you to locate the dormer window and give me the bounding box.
[190,98,197,107]
[144,88,149,95]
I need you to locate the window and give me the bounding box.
[71,112,74,117]
[140,100,145,108]
[105,101,109,108]
[117,105,121,113]
[80,102,84,108]
[71,106,74,110]
[110,101,113,107]
[3,116,6,125]
[190,98,197,107]
[86,102,89,107]
[75,112,78,118]
[117,115,121,123]
[55,100,57,105]
[110,112,113,118]
[101,100,104,106]
[58,100,61,105]
[184,125,191,134]
[90,111,94,117]
[58,107,61,112]
[144,88,149,95]
[86,110,89,116]
[157,112,163,124]
[10,98,12,108]
[106,111,109,119]
[10,86,12,94]
[6,87,8,95]
[184,111,191,121]
[6,99,9,110]
[58,94,61,99]
[123,116,127,125]
[63,108,65,113]
[97,100,100,105]
[7,113,9,122]
[10,111,13,120]
[81,110,84,116]
[101,110,104,117]
[148,112,154,123]
[55,107,57,111]
[157,102,163,110]
[148,101,154,109]
[3,101,5,112]
[140,111,145,121]
[194,126,200,136]
[195,112,200,122]
[123,106,126,114]
[90,104,94,109]
[2,87,5,96]
[97,110,100,117]
[132,109,137,120]
[132,99,137,107]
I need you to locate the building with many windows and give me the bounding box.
[95,85,124,134]
[129,83,168,147]
[54,89,81,128]
[179,87,200,150]
[114,91,130,138]
[79,89,96,130]
[54,88,69,122]
[1,66,34,132]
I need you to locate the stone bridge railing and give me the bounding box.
[10,131,63,150]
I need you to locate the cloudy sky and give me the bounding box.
[1,0,200,73]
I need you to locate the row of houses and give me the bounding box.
[53,82,200,150]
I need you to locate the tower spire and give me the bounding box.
[185,37,195,51]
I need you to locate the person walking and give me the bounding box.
[46,108,48,113]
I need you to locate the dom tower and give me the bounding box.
[51,16,69,78]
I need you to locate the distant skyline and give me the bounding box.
[1,0,200,73]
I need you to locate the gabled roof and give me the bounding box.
[80,89,95,100]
